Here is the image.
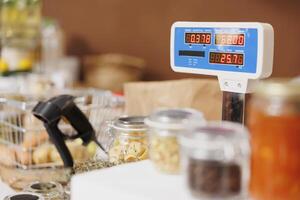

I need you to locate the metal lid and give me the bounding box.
[4,193,44,200]
[255,79,300,100]
[145,108,205,130]
[180,121,249,148]
[24,181,64,199]
[180,121,250,161]
[112,116,147,131]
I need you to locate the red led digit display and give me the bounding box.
[185,33,211,44]
[215,34,245,46]
[209,52,244,65]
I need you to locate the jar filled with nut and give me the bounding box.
[145,109,204,174]
[108,116,148,164]
[180,122,250,200]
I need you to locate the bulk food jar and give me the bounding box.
[24,181,65,200]
[108,116,148,163]
[180,122,250,200]
[248,80,300,200]
[145,109,204,174]
[4,193,44,200]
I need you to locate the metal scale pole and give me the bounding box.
[222,92,250,124]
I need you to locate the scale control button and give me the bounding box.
[223,80,245,91]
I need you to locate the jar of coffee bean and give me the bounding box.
[180,122,250,199]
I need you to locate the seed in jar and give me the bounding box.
[109,145,124,163]
[138,148,148,160]
[124,154,137,162]
[109,136,148,163]
[127,142,143,156]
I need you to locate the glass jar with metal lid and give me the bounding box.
[4,193,44,200]
[108,116,148,164]
[248,80,300,200]
[24,181,65,200]
[180,121,250,200]
[145,108,205,174]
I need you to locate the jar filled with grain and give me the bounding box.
[145,109,205,174]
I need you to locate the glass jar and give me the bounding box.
[108,116,148,164]
[248,80,300,200]
[145,108,205,174]
[24,181,65,200]
[180,122,250,200]
[1,0,42,74]
[4,192,44,200]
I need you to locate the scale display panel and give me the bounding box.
[174,26,257,73]
[171,22,274,81]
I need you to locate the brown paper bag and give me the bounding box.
[124,78,222,120]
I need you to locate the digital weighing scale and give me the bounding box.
[70,22,275,200]
[171,22,274,123]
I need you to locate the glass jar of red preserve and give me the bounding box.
[248,80,300,200]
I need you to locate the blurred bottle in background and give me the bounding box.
[41,17,64,73]
[0,1,2,55]
[0,0,42,75]
[249,80,300,200]
[41,18,80,89]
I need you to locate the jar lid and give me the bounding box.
[112,116,147,131]
[24,181,64,199]
[180,122,250,161]
[180,121,249,148]
[4,193,44,200]
[145,108,205,130]
[255,79,300,100]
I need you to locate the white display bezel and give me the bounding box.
[170,22,274,80]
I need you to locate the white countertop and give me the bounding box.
[71,160,196,200]
[0,180,14,199]
[0,161,191,200]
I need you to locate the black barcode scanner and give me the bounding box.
[32,95,107,168]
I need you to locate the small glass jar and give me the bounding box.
[4,192,44,200]
[24,181,65,200]
[180,122,250,200]
[145,109,205,174]
[108,116,148,163]
[248,80,300,200]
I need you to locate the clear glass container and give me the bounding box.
[145,108,204,174]
[248,80,300,200]
[108,116,148,164]
[24,181,64,200]
[4,192,44,200]
[180,122,250,200]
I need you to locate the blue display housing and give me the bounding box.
[173,27,258,73]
